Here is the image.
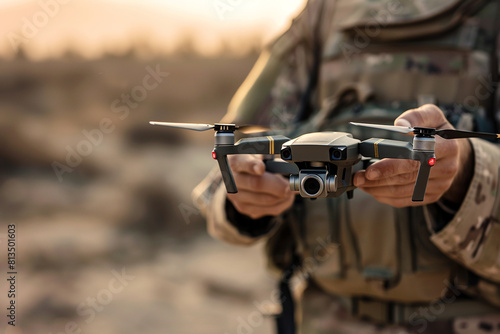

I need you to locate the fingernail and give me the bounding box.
[368,169,380,179]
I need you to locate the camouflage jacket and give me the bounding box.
[193,0,500,324]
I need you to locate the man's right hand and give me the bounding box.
[227,155,295,220]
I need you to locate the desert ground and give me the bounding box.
[0,53,278,334]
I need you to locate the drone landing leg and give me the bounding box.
[214,153,238,193]
[412,162,431,202]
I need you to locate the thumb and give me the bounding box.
[395,104,451,129]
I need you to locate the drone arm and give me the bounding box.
[264,159,299,174]
[233,135,290,155]
[359,139,413,160]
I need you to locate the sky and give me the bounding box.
[0,0,306,59]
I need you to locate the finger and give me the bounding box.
[363,159,420,181]
[395,104,450,129]
[353,170,367,187]
[358,183,416,199]
[356,170,419,188]
[362,155,455,182]
[357,165,456,200]
[228,154,265,175]
[358,177,449,198]
[357,162,454,188]
[234,171,291,197]
[434,135,459,162]
[227,189,288,207]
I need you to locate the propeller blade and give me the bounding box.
[149,121,215,131]
[435,129,500,140]
[236,125,272,134]
[350,122,415,134]
[149,121,275,134]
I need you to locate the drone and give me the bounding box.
[149,121,500,202]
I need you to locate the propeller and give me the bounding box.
[149,121,270,134]
[149,121,214,131]
[350,122,500,140]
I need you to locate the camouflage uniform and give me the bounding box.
[193,0,500,333]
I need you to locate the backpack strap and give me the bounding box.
[295,0,326,123]
[489,0,500,132]
[275,253,302,334]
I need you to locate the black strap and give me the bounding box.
[275,254,301,334]
[294,1,326,123]
[491,0,500,133]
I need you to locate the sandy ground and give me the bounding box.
[0,55,281,334]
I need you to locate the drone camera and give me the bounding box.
[330,146,347,161]
[302,174,324,197]
[281,147,292,161]
[289,170,338,198]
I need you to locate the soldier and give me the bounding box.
[193,0,500,333]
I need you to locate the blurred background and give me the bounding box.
[0,0,305,333]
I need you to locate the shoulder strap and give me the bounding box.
[295,0,327,123]
[275,253,301,334]
[490,0,500,132]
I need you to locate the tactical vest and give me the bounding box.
[265,0,500,324]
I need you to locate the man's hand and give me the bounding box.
[353,104,474,208]
[227,155,295,219]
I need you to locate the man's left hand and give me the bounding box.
[353,104,474,208]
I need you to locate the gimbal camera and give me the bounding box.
[149,121,499,202]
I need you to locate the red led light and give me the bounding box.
[428,157,436,166]
[212,151,217,160]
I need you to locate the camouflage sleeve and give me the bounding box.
[424,138,500,283]
[191,0,328,245]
